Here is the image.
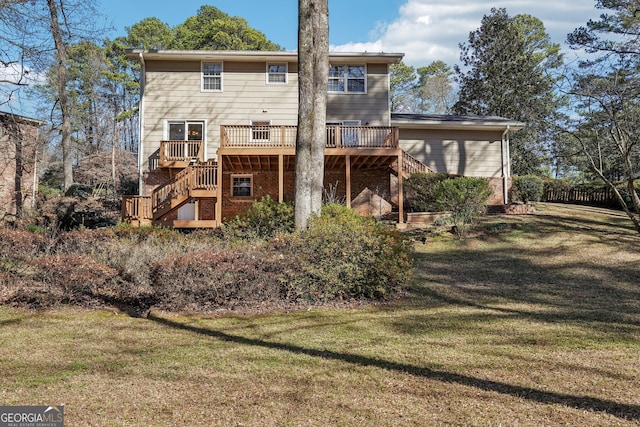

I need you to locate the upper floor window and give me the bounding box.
[202,62,222,91]
[328,65,366,93]
[267,63,287,84]
[251,120,271,142]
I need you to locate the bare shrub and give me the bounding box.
[39,196,120,230]
[28,254,120,305]
[0,229,48,262]
[151,245,286,311]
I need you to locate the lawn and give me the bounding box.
[1,203,639,426]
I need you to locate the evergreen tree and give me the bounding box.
[172,5,281,51]
[389,62,417,113]
[416,61,456,114]
[453,8,564,175]
[564,1,640,232]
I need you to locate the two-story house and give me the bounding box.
[121,50,524,228]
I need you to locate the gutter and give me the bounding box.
[138,52,145,195]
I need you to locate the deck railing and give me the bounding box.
[152,163,218,213]
[401,150,434,175]
[221,125,297,148]
[189,163,219,190]
[121,163,218,222]
[220,125,398,149]
[160,140,204,163]
[121,196,152,221]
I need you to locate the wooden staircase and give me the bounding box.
[122,161,219,228]
[392,150,434,177]
[152,161,218,226]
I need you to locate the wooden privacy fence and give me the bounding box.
[542,186,624,208]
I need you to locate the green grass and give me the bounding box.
[1,203,639,426]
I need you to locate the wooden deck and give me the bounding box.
[159,140,205,168]
[122,125,431,228]
[220,124,398,150]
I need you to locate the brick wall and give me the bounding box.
[141,169,171,196]
[0,116,39,216]
[486,176,510,205]
[221,170,295,221]
[199,198,217,221]
[221,167,394,221]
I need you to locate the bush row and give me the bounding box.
[0,203,413,313]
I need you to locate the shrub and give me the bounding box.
[0,229,48,263]
[433,177,491,237]
[512,175,544,203]
[223,195,294,240]
[404,173,451,212]
[13,254,121,307]
[150,245,285,311]
[39,196,120,230]
[273,204,413,302]
[1,205,412,312]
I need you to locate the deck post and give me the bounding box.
[397,151,404,223]
[216,156,223,225]
[345,155,351,208]
[278,153,284,203]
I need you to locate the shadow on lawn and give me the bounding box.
[407,214,640,334]
[147,313,640,422]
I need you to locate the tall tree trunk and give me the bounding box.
[295,0,329,230]
[11,122,24,217]
[47,0,73,191]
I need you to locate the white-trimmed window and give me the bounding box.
[202,62,222,91]
[251,120,271,142]
[328,65,366,93]
[231,174,253,197]
[266,63,287,84]
[167,120,204,158]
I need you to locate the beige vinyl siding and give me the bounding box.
[327,63,390,126]
[399,129,504,178]
[142,60,299,170]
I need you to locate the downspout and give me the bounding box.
[138,52,146,195]
[502,126,511,205]
[386,64,392,126]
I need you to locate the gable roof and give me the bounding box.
[126,49,404,64]
[0,111,44,127]
[391,113,525,131]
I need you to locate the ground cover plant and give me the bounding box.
[0,203,639,425]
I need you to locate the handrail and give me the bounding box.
[220,125,398,149]
[401,150,434,175]
[160,140,204,163]
[189,163,218,190]
[121,196,152,221]
[221,125,297,148]
[153,167,191,210]
[152,163,218,214]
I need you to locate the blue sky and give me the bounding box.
[100,0,405,52]
[98,0,600,67]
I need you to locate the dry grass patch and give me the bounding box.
[1,203,639,426]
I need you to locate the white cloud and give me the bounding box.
[331,0,599,67]
[0,63,29,85]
